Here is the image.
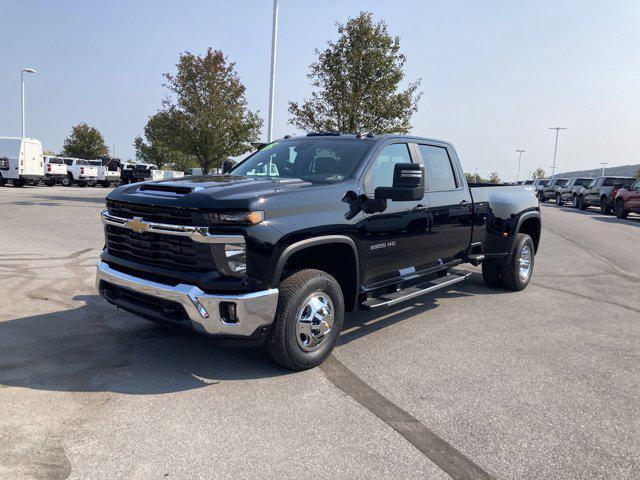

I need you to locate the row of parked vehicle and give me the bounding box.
[532,175,640,219]
[0,136,184,188]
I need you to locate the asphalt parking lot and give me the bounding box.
[1,186,639,480]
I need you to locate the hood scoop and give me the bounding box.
[137,183,198,198]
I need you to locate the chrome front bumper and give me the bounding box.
[95,261,278,337]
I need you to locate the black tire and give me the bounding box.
[62,174,73,187]
[78,181,86,188]
[572,195,578,208]
[500,233,535,291]
[600,198,612,215]
[482,260,503,288]
[0,174,6,187]
[555,195,563,206]
[12,179,26,188]
[577,196,587,210]
[537,193,545,203]
[615,200,629,219]
[101,181,111,188]
[265,269,344,371]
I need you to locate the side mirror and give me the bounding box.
[222,159,236,174]
[375,163,424,202]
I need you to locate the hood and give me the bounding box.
[107,175,321,209]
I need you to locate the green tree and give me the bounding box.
[635,166,640,179]
[464,172,488,183]
[158,48,262,174]
[489,171,501,183]
[42,149,55,156]
[61,123,109,158]
[133,111,195,170]
[531,167,546,179]
[288,11,422,134]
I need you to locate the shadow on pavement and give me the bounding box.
[0,272,504,395]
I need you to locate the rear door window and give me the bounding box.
[419,145,457,191]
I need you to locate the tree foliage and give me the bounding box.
[464,172,489,183]
[61,123,109,158]
[42,149,55,156]
[531,167,546,179]
[635,167,640,179]
[489,171,501,183]
[133,111,197,171]
[155,48,262,174]
[288,11,422,134]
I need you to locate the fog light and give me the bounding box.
[220,302,238,324]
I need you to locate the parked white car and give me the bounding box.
[0,137,44,187]
[61,158,99,187]
[88,159,121,187]
[42,156,68,186]
[150,170,185,181]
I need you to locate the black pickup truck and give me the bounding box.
[96,133,541,370]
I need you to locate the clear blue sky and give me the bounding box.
[1,0,638,179]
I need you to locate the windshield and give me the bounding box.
[231,139,374,182]
[575,178,591,186]
[46,158,63,164]
[538,180,550,186]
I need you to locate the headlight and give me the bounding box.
[210,211,264,225]
[211,241,247,277]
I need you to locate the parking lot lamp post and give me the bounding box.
[599,162,608,176]
[548,127,566,177]
[267,0,279,143]
[21,67,37,138]
[516,149,525,182]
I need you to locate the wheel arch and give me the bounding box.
[273,236,360,311]
[516,212,541,253]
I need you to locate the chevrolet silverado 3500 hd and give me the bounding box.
[96,133,541,370]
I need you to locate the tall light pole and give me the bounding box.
[516,149,525,182]
[599,162,609,176]
[267,0,279,143]
[21,67,37,138]
[548,126,566,177]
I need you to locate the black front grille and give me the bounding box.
[106,200,197,226]
[105,224,216,272]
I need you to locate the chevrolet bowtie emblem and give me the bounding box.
[125,217,149,233]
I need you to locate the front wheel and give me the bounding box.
[615,200,629,219]
[577,196,587,210]
[600,198,612,215]
[555,195,563,206]
[572,195,579,208]
[265,269,344,371]
[62,175,73,187]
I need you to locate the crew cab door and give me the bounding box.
[417,143,473,264]
[585,178,602,205]
[360,142,430,285]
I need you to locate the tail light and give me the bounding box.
[47,164,51,172]
[611,188,619,198]
[80,167,85,174]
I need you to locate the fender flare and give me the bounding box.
[500,211,541,264]
[272,235,359,285]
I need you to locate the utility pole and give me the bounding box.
[516,149,525,182]
[267,0,279,143]
[548,127,567,177]
[21,67,37,138]
[599,162,609,176]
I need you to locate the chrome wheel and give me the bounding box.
[519,245,532,281]
[295,293,334,352]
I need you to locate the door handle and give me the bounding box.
[459,200,470,208]
[413,204,427,212]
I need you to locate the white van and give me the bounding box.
[0,137,44,187]
[43,156,68,186]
